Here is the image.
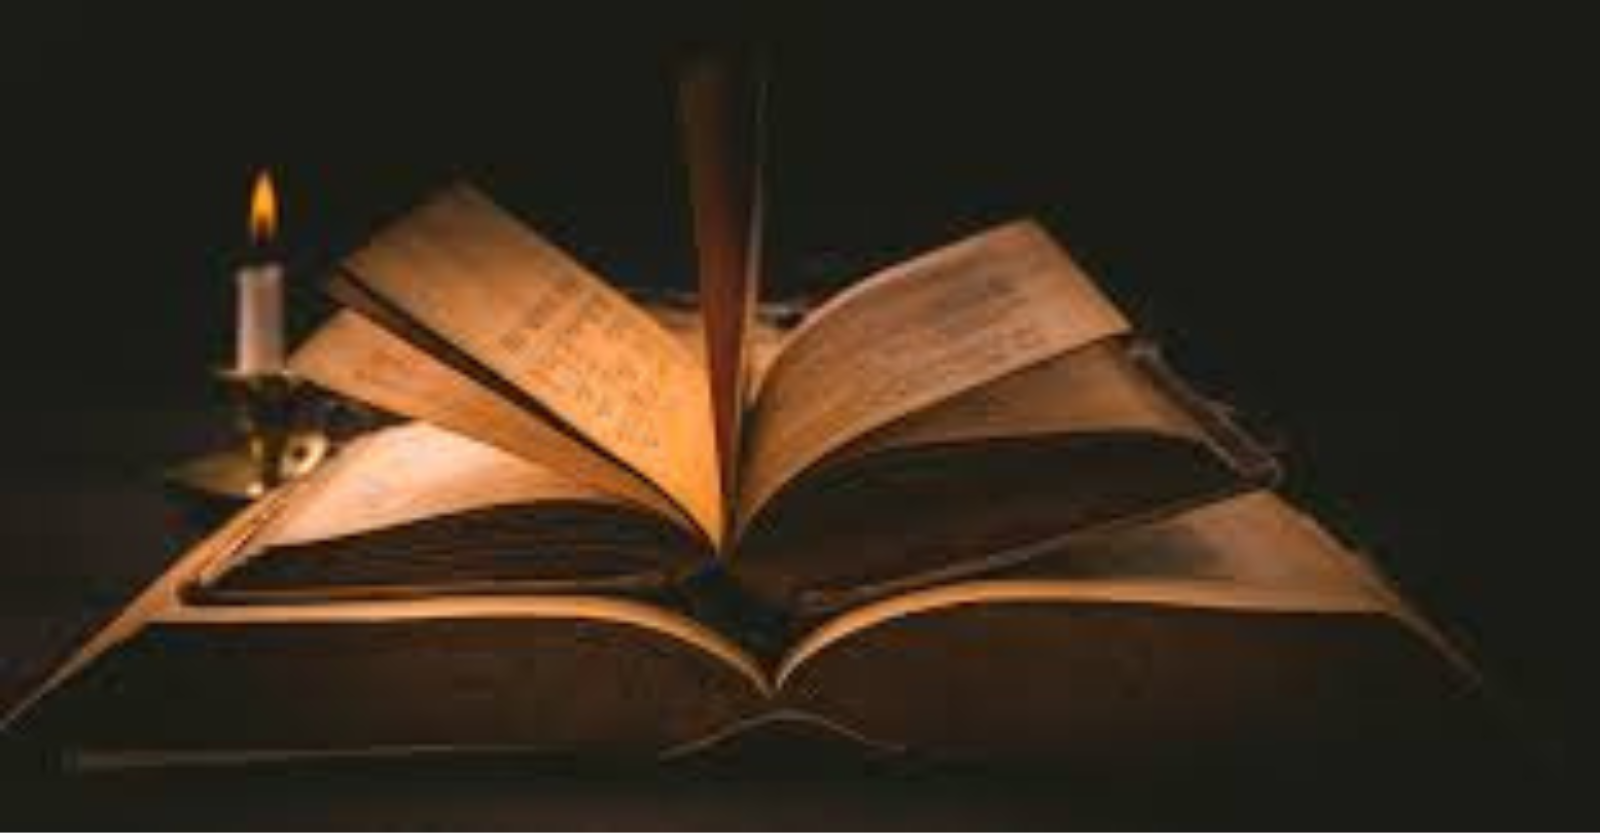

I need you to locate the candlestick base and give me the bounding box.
[163,369,334,505]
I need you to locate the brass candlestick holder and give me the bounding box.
[165,369,332,503]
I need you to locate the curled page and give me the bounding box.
[679,51,768,497]
[251,422,621,549]
[336,186,724,542]
[739,221,1131,523]
[291,312,689,531]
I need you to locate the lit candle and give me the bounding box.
[237,170,284,374]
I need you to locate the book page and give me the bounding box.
[764,498,1482,768]
[738,220,1130,523]
[679,53,767,495]
[641,296,787,396]
[827,343,1207,466]
[247,422,625,549]
[290,312,690,531]
[337,186,724,542]
[105,594,771,760]
[778,491,1393,687]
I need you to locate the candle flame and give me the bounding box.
[249,170,279,244]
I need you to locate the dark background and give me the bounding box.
[1,3,1596,825]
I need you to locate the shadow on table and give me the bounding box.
[0,731,1582,830]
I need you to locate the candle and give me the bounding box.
[236,170,284,374]
[236,262,284,373]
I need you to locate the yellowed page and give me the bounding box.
[778,491,1392,686]
[830,344,1206,467]
[158,594,769,697]
[740,220,1131,523]
[240,422,630,550]
[339,186,723,541]
[644,298,784,399]
[291,312,688,531]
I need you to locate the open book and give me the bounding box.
[3,190,1484,768]
[10,487,1483,768]
[0,60,1487,767]
[192,186,1276,616]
